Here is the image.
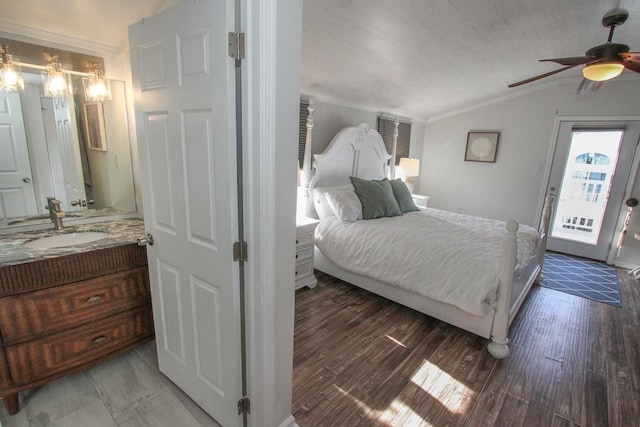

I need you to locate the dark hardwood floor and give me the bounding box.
[292,269,640,426]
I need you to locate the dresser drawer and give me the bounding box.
[295,246,313,262]
[5,306,154,386]
[295,231,314,248]
[0,346,10,389]
[0,267,150,345]
[295,259,313,280]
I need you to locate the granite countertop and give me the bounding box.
[0,207,130,230]
[0,218,146,267]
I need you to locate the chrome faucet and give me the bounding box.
[46,197,65,230]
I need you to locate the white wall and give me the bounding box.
[306,98,426,189]
[79,81,136,212]
[419,78,640,267]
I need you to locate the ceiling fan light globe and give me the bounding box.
[582,62,625,81]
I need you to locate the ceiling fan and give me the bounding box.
[508,7,640,93]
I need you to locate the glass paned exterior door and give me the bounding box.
[551,129,624,245]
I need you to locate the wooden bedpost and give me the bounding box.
[535,195,555,282]
[487,219,519,359]
[300,98,315,216]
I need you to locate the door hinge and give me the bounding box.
[233,241,248,262]
[228,32,245,60]
[237,396,250,414]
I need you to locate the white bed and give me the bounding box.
[307,123,554,359]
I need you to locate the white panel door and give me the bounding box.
[0,92,38,219]
[40,96,86,211]
[129,1,241,426]
[53,95,86,211]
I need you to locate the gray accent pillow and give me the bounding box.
[350,177,402,220]
[389,179,419,213]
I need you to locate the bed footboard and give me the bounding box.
[488,195,555,359]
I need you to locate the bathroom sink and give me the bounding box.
[24,232,108,249]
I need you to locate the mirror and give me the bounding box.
[0,76,136,229]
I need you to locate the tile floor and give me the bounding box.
[0,341,221,427]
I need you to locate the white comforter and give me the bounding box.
[315,208,539,316]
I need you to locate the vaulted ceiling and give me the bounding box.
[301,0,640,120]
[1,0,639,120]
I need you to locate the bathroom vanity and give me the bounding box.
[0,219,154,415]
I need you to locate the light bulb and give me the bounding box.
[83,70,111,102]
[49,73,66,92]
[3,68,18,86]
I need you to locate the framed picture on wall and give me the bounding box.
[465,131,499,163]
[84,103,107,151]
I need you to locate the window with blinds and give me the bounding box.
[377,116,412,166]
[298,100,310,168]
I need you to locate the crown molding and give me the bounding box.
[0,20,121,57]
[427,74,638,123]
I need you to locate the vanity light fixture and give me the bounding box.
[0,46,111,102]
[82,68,112,102]
[0,46,24,92]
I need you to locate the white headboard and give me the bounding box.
[308,123,391,211]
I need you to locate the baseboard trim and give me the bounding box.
[278,414,298,427]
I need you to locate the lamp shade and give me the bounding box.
[582,62,624,82]
[398,157,420,177]
[83,70,112,102]
[0,55,24,92]
[41,62,70,98]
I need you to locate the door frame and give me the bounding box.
[240,0,301,426]
[538,115,640,265]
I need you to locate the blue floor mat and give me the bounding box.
[538,252,622,307]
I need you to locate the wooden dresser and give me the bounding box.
[0,243,154,415]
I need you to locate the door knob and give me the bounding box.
[22,177,31,183]
[137,233,154,246]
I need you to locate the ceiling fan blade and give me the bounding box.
[576,78,603,95]
[508,65,578,88]
[540,56,592,66]
[625,61,640,74]
[620,52,640,61]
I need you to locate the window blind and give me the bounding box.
[377,116,412,166]
[298,100,310,168]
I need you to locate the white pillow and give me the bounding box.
[324,190,362,223]
[311,185,354,220]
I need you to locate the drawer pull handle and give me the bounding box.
[295,254,299,259]
[92,336,108,345]
[87,295,102,303]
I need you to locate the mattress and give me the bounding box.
[314,208,539,316]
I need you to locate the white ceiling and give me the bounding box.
[1,0,639,120]
[0,0,184,52]
[302,0,640,119]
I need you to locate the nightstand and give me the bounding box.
[295,216,320,289]
[412,194,430,208]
